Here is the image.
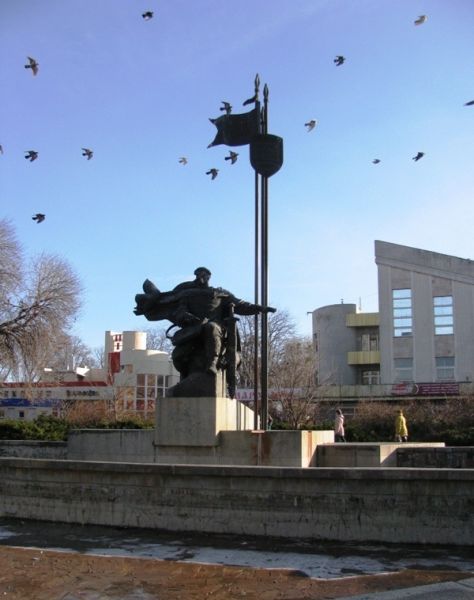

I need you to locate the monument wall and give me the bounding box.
[0,458,472,546]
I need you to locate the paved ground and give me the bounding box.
[0,519,472,599]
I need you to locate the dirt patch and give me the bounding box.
[0,545,470,599]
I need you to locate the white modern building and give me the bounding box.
[0,330,179,420]
[311,241,474,400]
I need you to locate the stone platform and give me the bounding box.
[153,395,332,466]
[316,442,445,467]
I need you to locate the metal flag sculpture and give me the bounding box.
[207,74,284,430]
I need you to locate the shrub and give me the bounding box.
[347,397,474,445]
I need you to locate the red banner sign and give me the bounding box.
[391,382,459,396]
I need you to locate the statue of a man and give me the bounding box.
[134,268,275,398]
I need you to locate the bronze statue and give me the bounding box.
[134,267,275,398]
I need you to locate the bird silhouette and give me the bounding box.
[25,56,39,75]
[305,120,317,132]
[32,213,45,223]
[372,159,381,164]
[179,157,188,165]
[25,150,38,162]
[220,101,232,115]
[412,152,425,161]
[243,92,258,106]
[225,151,239,164]
[142,11,153,20]
[82,148,93,160]
[414,15,427,26]
[334,55,345,66]
[206,168,219,180]
[0,145,3,155]
[465,100,474,106]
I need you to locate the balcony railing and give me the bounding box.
[347,350,380,365]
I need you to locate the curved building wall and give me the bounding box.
[314,304,358,385]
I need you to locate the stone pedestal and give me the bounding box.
[155,396,256,447]
[166,372,227,398]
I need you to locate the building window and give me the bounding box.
[0,410,4,419]
[433,296,453,335]
[360,333,379,351]
[394,358,413,382]
[393,289,412,337]
[135,374,170,416]
[361,370,380,385]
[18,411,25,419]
[436,356,455,381]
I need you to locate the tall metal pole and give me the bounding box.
[253,168,260,429]
[253,74,261,430]
[260,84,269,430]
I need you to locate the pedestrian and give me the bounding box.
[395,409,408,442]
[334,408,346,442]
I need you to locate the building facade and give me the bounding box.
[0,330,179,420]
[311,241,474,400]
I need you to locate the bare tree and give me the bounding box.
[145,326,173,354]
[46,334,98,372]
[269,337,317,429]
[237,310,297,389]
[0,219,82,381]
[237,311,318,428]
[91,345,106,369]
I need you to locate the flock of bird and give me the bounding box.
[198,14,472,177]
[4,11,474,223]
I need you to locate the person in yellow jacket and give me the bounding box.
[395,409,408,442]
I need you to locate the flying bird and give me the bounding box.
[142,11,153,20]
[24,56,39,75]
[243,92,258,106]
[225,151,239,164]
[206,168,219,180]
[305,120,317,132]
[82,148,93,160]
[414,15,427,26]
[32,213,45,223]
[372,159,381,164]
[220,101,232,115]
[334,55,345,66]
[464,100,474,106]
[24,150,38,162]
[179,157,188,165]
[0,145,3,154]
[412,152,425,162]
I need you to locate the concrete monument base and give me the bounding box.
[154,396,256,447]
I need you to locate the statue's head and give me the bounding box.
[194,267,211,286]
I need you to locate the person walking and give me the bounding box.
[395,409,408,442]
[334,408,346,442]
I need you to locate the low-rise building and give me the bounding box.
[0,330,179,420]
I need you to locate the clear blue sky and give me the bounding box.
[1,0,473,350]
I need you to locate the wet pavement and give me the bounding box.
[0,517,472,580]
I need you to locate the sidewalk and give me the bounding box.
[340,577,474,599]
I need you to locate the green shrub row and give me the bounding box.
[0,414,153,441]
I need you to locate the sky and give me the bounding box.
[1,0,473,351]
